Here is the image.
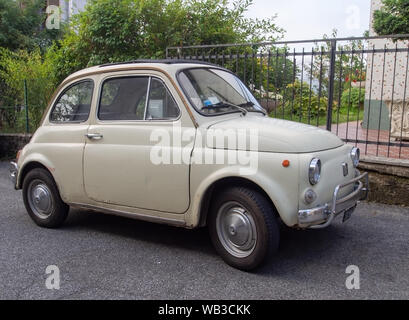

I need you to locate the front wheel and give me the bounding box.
[22,168,69,228]
[208,186,280,271]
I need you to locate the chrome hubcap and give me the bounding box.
[28,180,54,219]
[216,201,257,258]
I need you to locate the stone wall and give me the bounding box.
[359,156,409,207]
[0,134,32,159]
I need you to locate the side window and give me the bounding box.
[98,77,149,121]
[146,79,180,120]
[50,80,94,122]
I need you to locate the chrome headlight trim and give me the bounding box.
[350,147,360,168]
[309,158,321,185]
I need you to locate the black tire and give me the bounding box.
[22,168,69,228]
[208,186,280,271]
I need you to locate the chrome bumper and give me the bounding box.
[298,172,369,229]
[9,161,18,188]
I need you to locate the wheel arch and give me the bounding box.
[197,176,280,228]
[18,161,56,190]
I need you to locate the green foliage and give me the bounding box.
[0,0,64,52]
[51,0,284,81]
[223,49,296,98]
[0,48,57,132]
[250,49,295,93]
[283,80,328,119]
[373,0,409,37]
[307,30,366,101]
[340,87,365,111]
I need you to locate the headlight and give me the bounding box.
[309,158,321,185]
[350,147,360,167]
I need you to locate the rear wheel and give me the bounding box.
[22,168,69,228]
[209,186,280,271]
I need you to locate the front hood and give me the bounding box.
[205,116,344,153]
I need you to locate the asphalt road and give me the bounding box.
[0,161,408,300]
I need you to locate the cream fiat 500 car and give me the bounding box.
[10,60,368,270]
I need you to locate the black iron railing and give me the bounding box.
[167,35,409,160]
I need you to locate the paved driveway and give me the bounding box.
[0,162,408,300]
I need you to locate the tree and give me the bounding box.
[49,0,284,81]
[0,0,64,52]
[373,0,409,36]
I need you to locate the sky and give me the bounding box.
[245,0,371,41]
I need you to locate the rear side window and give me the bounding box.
[50,80,94,123]
[98,77,149,121]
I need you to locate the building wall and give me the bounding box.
[363,0,409,131]
[59,0,88,23]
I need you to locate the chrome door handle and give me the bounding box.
[85,133,103,140]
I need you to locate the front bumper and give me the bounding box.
[9,161,18,188]
[298,172,369,229]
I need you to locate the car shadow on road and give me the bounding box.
[63,208,216,256]
[63,208,352,275]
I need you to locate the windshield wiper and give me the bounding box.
[238,101,268,116]
[201,101,248,116]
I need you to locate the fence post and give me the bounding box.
[326,39,337,131]
[24,79,29,133]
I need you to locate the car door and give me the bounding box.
[83,72,195,214]
[42,79,95,202]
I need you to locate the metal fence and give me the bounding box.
[0,76,54,134]
[0,79,29,133]
[167,35,409,160]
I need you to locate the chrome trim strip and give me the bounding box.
[143,76,152,120]
[69,202,186,227]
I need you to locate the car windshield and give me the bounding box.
[178,68,265,116]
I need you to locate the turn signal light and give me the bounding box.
[16,150,22,162]
[282,160,290,167]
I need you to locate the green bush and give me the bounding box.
[0,48,57,132]
[373,0,409,38]
[283,80,328,118]
[340,87,365,111]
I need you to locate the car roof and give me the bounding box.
[64,59,224,82]
[99,59,219,68]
